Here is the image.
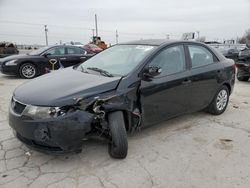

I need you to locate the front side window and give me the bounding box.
[77,45,156,76]
[149,45,186,77]
[188,45,215,68]
[46,47,65,55]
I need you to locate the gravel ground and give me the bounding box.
[0,73,250,188]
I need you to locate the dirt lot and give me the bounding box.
[0,73,250,188]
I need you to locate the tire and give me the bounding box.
[207,85,229,115]
[108,111,128,159]
[19,63,37,79]
[237,76,249,82]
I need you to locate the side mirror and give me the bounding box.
[43,53,51,57]
[143,66,162,78]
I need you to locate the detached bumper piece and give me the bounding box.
[9,110,94,154]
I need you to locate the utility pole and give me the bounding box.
[116,30,119,44]
[196,31,200,39]
[92,29,95,42]
[44,25,48,46]
[95,14,98,37]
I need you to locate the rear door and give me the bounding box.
[65,47,89,67]
[140,44,191,126]
[186,44,224,112]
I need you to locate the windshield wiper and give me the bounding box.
[80,65,89,73]
[87,67,114,77]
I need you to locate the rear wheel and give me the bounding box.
[207,86,229,115]
[19,63,37,79]
[237,76,249,82]
[108,111,128,159]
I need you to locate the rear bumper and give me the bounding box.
[237,64,250,78]
[237,71,250,78]
[9,108,94,154]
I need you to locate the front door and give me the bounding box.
[45,46,66,70]
[140,44,191,126]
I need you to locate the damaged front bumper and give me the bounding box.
[9,107,94,154]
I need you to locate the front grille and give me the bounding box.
[11,98,26,115]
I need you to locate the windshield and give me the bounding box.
[77,44,156,76]
[28,46,50,55]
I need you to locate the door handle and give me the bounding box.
[60,57,66,60]
[80,57,86,59]
[182,79,192,84]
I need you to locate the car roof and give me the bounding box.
[119,39,205,46]
[120,39,226,61]
[120,39,176,46]
[48,44,81,48]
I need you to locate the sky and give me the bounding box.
[0,0,249,45]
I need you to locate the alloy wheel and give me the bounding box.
[21,64,36,78]
[216,89,228,111]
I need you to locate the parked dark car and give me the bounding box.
[236,47,250,81]
[238,47,250,61]
[0,45,94,79]
[0,42,19,58]
[9,40,235,159]
[221,48,239,61]
[83,43,103,53]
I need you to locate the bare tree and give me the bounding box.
[239,29,250,44]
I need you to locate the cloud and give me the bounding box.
[0,0,249,44]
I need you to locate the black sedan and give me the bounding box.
[221,48,239,62]
[9,40,235,159]
[236,47,250,81]
[0,45,94,78]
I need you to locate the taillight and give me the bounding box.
[232,64,236,71]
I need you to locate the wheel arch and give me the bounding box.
[222,82,231,95]
[19,61,40,76]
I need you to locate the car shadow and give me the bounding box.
[0,74,22,80]
[27,111,209,162]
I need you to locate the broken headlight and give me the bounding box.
[22,105,64,119]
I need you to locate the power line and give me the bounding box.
[0,33,91,40]
[0,20,93,31]
[0,20,175,37]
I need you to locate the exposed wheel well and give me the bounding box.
[223,83,231,94]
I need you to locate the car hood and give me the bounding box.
[14,67,122,106]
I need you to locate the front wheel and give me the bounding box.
[108,111,128,159]
[207,86,229,115]
[19,63,37,79]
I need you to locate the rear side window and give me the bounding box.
[79,49,87,55]
[149,45,186,77]
[46,47,65,55]
[67,47,80,55]
[188,45,215,68]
